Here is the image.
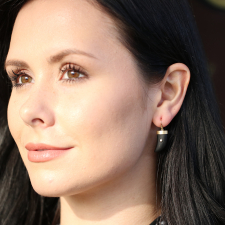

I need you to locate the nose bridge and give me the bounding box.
[19,81,55,128]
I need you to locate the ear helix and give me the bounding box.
[155,122,168,153]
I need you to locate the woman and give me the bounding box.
[0,0,225,224]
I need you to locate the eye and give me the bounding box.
[63,70,85,79]
[60,63,87,81]
[8,70,33,88]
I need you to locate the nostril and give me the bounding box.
[31,118,45,125]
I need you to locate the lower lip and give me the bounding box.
[28,149,71,162]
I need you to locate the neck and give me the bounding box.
[60,156,160,225]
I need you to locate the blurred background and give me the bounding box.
[189,0,225,127]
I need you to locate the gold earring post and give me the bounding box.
[157,123,168,135]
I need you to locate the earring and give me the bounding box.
[155,123,168,153]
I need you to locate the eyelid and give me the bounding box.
[60,63,87,76]
[7,68,34,88]
[7,68,31,77]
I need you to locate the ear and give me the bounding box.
[152,63,190,128]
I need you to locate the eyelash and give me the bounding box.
[9,70,28,88]
[8,63,87,89]
[60,63,87,83]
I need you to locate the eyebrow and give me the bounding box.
[4,48,97,69]
[4,60,29,70]
[48,49,98,63]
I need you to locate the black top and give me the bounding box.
[150,218,159,225]
[58,216,165,225]
[149,217,159,225]
[150,216,166,225]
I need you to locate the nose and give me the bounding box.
[19,87,55,128]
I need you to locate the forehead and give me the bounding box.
[8,0,120,60]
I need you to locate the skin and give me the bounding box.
[6,0,190,224]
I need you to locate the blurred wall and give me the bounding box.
[189,0,225,126]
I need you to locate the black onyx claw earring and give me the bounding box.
[155,123,168,153]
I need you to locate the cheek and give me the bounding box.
[7,94,29,167]
[7,95,23,144]
[56,77,150,173]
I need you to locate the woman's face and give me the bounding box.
[6,0,158,196]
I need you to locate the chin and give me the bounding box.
[30,178,64,197]
[28,171,98,198]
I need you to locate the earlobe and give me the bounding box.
[153,63,190,128]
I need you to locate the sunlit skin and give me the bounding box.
[6,0,190,224]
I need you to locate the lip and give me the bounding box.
[25,143,73,162]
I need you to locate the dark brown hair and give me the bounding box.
[0,0,225,224]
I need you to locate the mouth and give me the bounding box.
[25,143,73,162]
[25,143,72,151]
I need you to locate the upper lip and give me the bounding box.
[25,143,73,151]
